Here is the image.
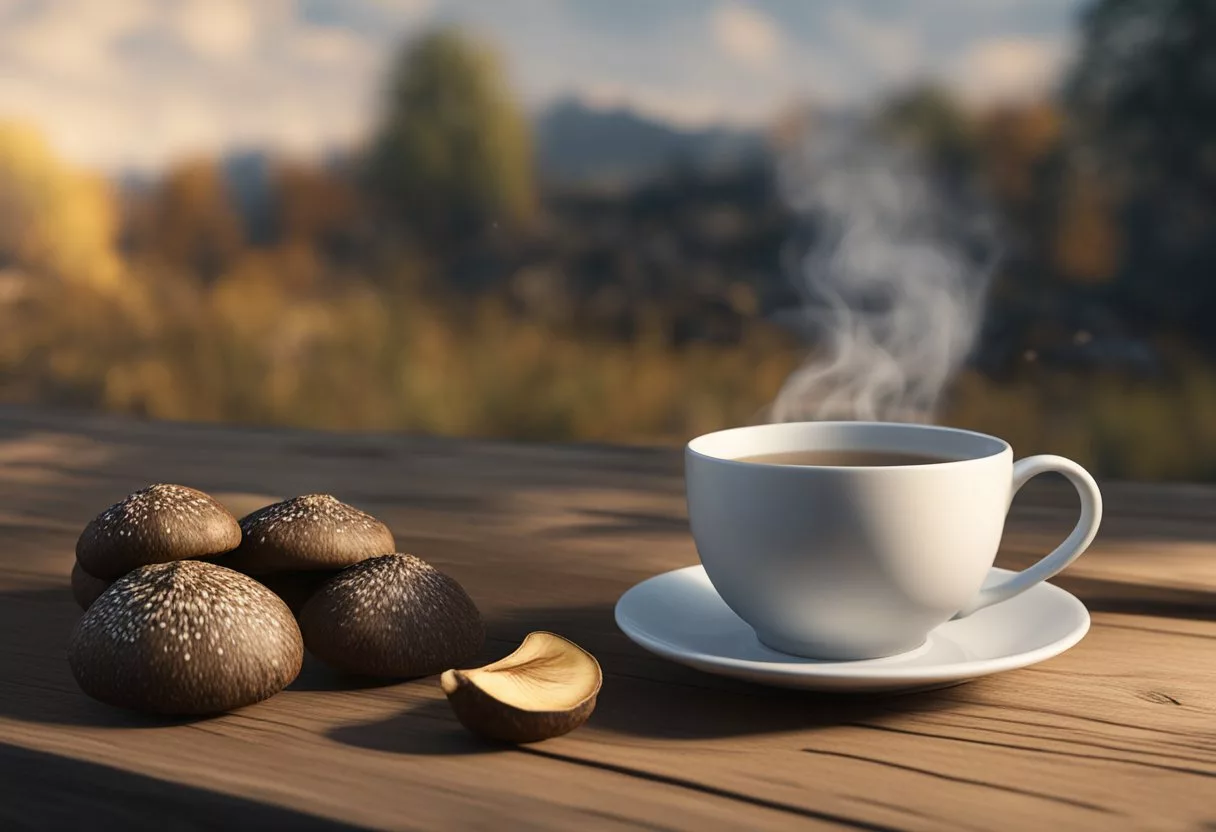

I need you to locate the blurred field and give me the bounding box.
[4,265,1216,482]
[0,271,795,444]
[945,362,1216,482]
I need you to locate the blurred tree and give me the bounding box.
[974,103,1068,282]
[1068,0,1216,339]
[875,91,1122,370]
[0,122,123,291]
[976,104,1061,209]
[134,159,245,282]
[878,85,976,181]
[270,162,362,256]
[365,28,536,245]
[969,101,1124,370]
[1052,165,1121,284]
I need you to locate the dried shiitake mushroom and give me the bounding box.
[68,561,303,715]
[223,495,394,575]
[76,484,241,580]
[441,631,601,743]
[299,554,483,678]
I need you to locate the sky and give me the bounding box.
[0,0,1085,173]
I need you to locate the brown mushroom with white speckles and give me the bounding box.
[222,495,395,576]
[68,561,304,715]
[70,561,111,610]
[75,484,242,581]
[299,553,484,678]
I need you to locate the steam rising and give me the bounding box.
[769,119,999,424]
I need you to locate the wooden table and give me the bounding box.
[0,406,1212,830]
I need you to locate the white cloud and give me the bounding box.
[290,26,367,65]
[0,0,1081,172]
[3,0,151,81]
[826,9,922,82]
[710,3,782,71]
[953,36,1069,103]
[0,0,429,171]
[169,0,257,60]
[367,0,436,15]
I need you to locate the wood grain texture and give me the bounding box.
[0,406,1213,831]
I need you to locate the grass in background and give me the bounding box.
[4,265,1216,481]
[945,360,1216,481]
[0,266,797,445]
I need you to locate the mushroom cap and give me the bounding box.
[299,553,484,678]
[68,561,303,715]
[441,631,602,743]
[70,561,111,611]
[223,495,394,575]
[76,484,242,580]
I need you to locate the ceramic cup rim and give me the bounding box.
[686,421,1011,470]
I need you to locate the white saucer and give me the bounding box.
[614,566,1090,693]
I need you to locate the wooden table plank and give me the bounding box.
[0,406,1212,831]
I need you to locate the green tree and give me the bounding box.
[365,28,536,244]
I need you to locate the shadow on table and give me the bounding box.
[0,741,372,831]
[325,584,1216,757]
[328,602,960,755]
[1053,575,1216,621]
[287,658,405,693]
[328,697,509,757]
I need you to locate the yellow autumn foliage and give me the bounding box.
[0,122,124,292]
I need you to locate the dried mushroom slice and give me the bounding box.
[441,631,601,743]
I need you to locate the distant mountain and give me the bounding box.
[113,102,764,197]
[534,98,766,186]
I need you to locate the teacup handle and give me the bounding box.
[955,455,1102,618]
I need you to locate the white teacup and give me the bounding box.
[685,422,1102,660]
